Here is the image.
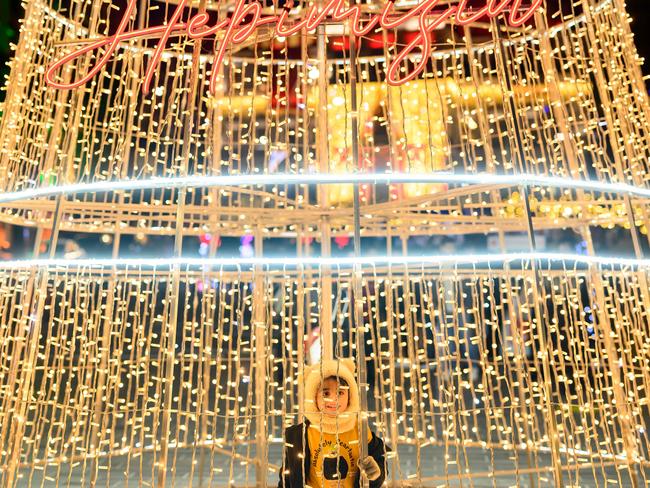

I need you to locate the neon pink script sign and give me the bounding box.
[46,0,543,94]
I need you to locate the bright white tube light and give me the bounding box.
[0,253,649,270]
[1,173,650,204]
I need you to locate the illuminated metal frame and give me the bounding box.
[2,172,650,204]
[0,252,648,270]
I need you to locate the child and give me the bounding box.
[279,359,388,488]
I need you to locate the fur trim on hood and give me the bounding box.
[303,359,359,434]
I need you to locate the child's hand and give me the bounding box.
[358,456,381,481]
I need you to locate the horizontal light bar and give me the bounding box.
[0,253,649,270]
[1,172,650,204]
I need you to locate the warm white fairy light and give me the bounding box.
[2,0,650,486]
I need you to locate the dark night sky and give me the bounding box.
[627,0,650,78]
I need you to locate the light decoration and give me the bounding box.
[1,172,650,204]
[0,256,649,486]
[2,0,650,486]
[43,0,544,94]
[335,235,350,249]
[0,252,648,269]
[387,80,449,200]
[240,234,255,258]
[317,82,383,206]
[199,233,220,256]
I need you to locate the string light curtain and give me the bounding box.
[0,260,650,486]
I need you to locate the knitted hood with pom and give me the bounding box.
[303,358,359,434]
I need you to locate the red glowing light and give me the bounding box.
[335,236,350,249]
[45,0,543,94]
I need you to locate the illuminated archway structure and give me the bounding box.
[1,0,650,486]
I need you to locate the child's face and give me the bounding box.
[316,378,349,416]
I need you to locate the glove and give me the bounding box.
[358,456,381,481]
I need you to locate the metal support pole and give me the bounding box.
[400,236,423,487]
[317,21,334,362]
[320,223,334,361]
[156,194,185,488]
[385,231,399,486]
[492,229,537,488]
[253,228,268,488]
[200,16,224,485]
[520,187,565,486]
[348,17,369,486]
[296,228,306,421]
[624,196,645,259]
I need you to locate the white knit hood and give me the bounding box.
[303,359,359,434]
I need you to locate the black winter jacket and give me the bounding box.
[278,420,388,488]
